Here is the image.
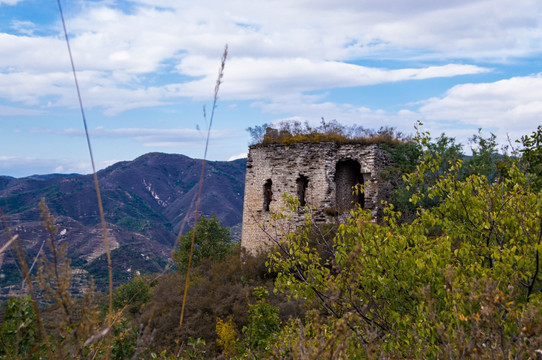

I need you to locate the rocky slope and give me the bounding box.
[0,153,246,298]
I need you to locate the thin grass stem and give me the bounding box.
[175,44,228,354]
[56,1,114,357]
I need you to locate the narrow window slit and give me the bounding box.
[296,175,309,207]
[263,179,272,211]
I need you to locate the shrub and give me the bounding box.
[265,127,542,358]
[249,119,410,147]
[138,250,293,357]
[173,214,237,272]
[216,316,238,356]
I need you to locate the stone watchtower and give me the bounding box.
[240,141,392,254]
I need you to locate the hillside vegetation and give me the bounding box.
[0,153,246,297]
[1,124,541,359]
[247,119,411,146]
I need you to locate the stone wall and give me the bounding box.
[240,142,392,254]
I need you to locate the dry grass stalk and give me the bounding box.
[0,234,17,255]
[56,0,115,356]
[175,43,228,354]
[0,207,54,359]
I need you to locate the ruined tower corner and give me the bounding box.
[240,142,393,254]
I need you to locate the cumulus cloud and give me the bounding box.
[1,0,538,113]
[246,91,419,142]
[178,58,488,100]
[1,0,541,176]
[251,73,542,147]
[416,73,542,142]
[125,0,542,60]
[0,33,69,72]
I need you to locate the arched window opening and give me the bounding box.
[263,179,273,211]
[296,175,309,207]
[335,160,364,210]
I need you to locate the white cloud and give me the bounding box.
[1,0,540,177]
[416,74,542,141]
[0,0,22,5]
[251,93,418,137]
[9,20,37,36]
[126,0,542,60]
[0,56,484,113]
[177,58,488,100]
[0,156,97,177]
[135,59,488,109]
[250,74,542,147]
[1,0,539,114]
[228,153,247,161]
[0,71,72,105]
[0,33,69,72]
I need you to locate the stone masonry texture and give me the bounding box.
[240,142,392,254]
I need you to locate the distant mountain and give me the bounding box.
[0,153,246,298]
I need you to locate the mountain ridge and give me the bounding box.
[0,152,247,298]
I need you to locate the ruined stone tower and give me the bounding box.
[240,141,392,254]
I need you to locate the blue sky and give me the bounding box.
[1,0,541,177]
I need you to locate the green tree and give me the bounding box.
[241,287,281,359]
[265,127,542,358]
[518,125,542,190]
[385,125,513,223]
[463,129,502,181]
[113,274,153,315]
[174,214,236,272]
[0,296,46,359]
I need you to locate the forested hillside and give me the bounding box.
[0,153,246,296]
